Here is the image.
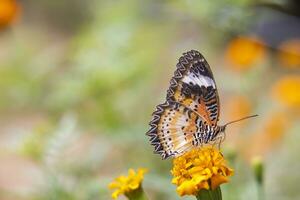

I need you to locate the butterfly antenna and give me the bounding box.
[224,114,258,127]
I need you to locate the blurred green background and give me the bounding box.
[0,0,300,199]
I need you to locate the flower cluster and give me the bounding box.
[171,147,234,196]
[108,168,148,199]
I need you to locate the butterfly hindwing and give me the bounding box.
[166,50,220,126]
[147,101,206,159]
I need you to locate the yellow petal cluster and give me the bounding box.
[272,75,300,108]
[108,168,148,199]
[171,147,233,196]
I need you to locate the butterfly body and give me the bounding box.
[147,50,225,159]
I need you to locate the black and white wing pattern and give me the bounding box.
[166,50,220,126]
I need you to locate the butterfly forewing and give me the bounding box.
[167,50,220,126]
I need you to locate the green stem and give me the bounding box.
[196,187,222,200]
[125,186,148,200]
[257,182,264,200]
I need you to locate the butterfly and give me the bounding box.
[146,50,257,159]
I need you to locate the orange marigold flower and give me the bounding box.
[0,0,19,29]
[278,39,300,69]
[272,75,300,108]
[264,112,288,142]
[171,147,234,196]
[225,36,266,70]
[108,168,148,199]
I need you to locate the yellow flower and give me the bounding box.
[0,0,19,29]
[108,168,148,199]
[171,147,234,196]
[278,39,300,68]
[225,36,266,70]
[272,75,300,108]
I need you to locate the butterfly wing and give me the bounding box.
[167,50,220,126]
[146,101,206,159]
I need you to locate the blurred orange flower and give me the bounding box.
[278,39,300,68]
[227,95,252,122]
[225,36,266,70]
[264,113,288,142]
[272,75,300,108]
[0,0,19,29]
[242,112,288,160]
[223,95,252,144]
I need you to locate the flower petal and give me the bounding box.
[108,168,148,199]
